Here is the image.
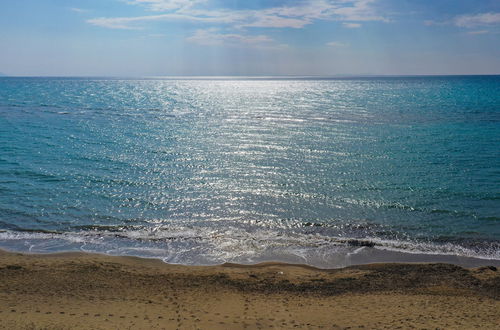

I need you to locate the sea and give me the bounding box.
[0,76,499,268]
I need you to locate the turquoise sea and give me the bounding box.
[0,76,499,267]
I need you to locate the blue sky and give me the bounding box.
[0,0,499,76]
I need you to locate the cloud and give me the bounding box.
[466,30,490,35]
[326,41,348,47]
[343,22,362,28]
[87,16,147,30]
[423,20,438,26]
[186,28,287,49]
[454,12,500,28]
[235,14,311,29]
[426,12,500,30]
[128,0,207,12]
[331,0,386,22]
[70,8,89,13]
[87,12,238,29]
[88,0,387,30]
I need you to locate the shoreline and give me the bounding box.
[1,240,499,270]
[1,228,499,269]
[1,249,499,329]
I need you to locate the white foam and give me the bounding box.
[0,226,498,268]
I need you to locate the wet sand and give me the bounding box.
[0,250,499,329]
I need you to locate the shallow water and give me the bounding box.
[0,76,499,266]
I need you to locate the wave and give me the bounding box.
[0,225,498,268]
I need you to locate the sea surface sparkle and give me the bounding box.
[0,76,499,266]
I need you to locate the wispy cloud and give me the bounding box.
[87,0,387,30]
[87,12,238,30]
[128,0,208,12]
[423,20,440,26]
[326,41,348,47]
[186,28,280,48]
[466,30,490,35]
[331,0,386,22]
[87,16,146,30]
[426,12,500,31]
[454,12,500,28]
[343,22,362,28]
[70,7,89,13]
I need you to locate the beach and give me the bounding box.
[1,250,499,329]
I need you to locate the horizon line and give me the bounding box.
[1,74,500,79]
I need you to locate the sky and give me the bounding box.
[0,0,499,76]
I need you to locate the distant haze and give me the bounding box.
[0,0,499,76]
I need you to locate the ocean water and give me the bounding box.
[0,76,499,267]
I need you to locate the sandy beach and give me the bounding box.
[0,250,499,329]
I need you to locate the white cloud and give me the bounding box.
[128,0,207,12]
[454,12,500,28]
[88,0,387,30]
[331,0,386,22]
[425,12,500,33]
[326,41,348,47]
[236,15,311,29]
[343,22,362,28]
[70,8,89,13]
[87,16,147,30]
[467,30,490,35]
[87,12,238,29]
[186,28,286,49]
